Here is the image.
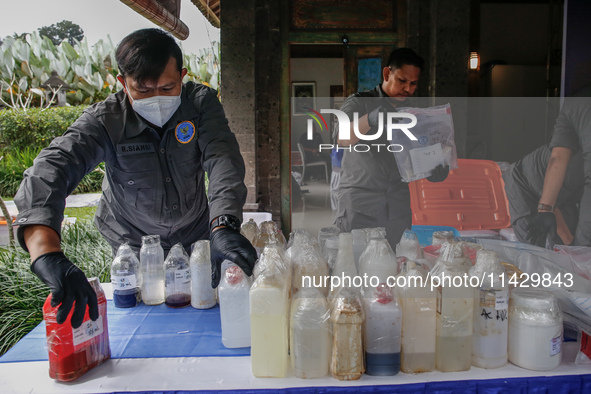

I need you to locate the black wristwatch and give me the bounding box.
[210,214,241,232]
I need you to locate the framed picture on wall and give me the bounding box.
[292,82,316,116]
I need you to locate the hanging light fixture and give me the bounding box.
[469,52,479,70]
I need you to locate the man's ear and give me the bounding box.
[181,68,188,79]
[383,67,391,82]
[117,75,127,92]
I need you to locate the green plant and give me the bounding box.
[0,219,112,356]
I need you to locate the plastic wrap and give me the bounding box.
[253,221,286,256]
[390,103,458,183]
[290,287,332,379]
[318,226,341,255]
[250,266,289,377]
[253,243,290,286]
[554,245,591,280]
[140,234,165,305]
[363,284,402,376]
[396,229,422,260]
[189,240,216,309]
[330,288,365,380]
[218,261,252,348]
[397,263,436,373]
[432,231,454,246]
[508,288,563,371]
[329,233,358,299]
[323,236,339,275]
[286,229,317,261]
[43,277,110,382]
[240,218,259,245]
[430,241,472,277]
[364,227,387,241]
[111,243,141,308]
[468,250,508,369]
[358,238,397,295]
[291,241,329,296]
[164,243,191,308]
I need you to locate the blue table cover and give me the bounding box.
[0,300,250,363]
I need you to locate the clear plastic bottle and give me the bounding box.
[253,221,286,256]
[140,234,165,305]
[509,288,562,371]
[323,236,340,275]
[250,267,289,377]
[164,243,191,308]
[240,218,259,244]
[218,261,252,348]
[43,278,110,382]
[358,238,397,294]
[398,262,436,373]
[318,226,341,256]
[329,233,358,300]
[396,229,422,260]
[364,284,402,376]
[330,288,365,380]
[469,249,508,369]
[190,240,216,309]
[351,229,368,272]
[110,243,141,308]
[432,242,474,372]
[290,287,331,379]
[291,241,329,296]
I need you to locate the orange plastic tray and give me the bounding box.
[409,159,510,230]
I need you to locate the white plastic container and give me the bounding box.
[218,262,252,348]
[358,238,397,294]
[190,240,216,309]
[509,288,563,371]
[330,289,365,380]
[398,262,436,373]
[469,250,508,369]
[250,267,289,377]
[290,287,331,379]
[139,235,165,305]
[364,284,402,376]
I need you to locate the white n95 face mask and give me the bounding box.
[127,90,181,128]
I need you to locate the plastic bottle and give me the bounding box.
[364,284,402,375]
[509,288,563,371]
[240,218,259,244]
[290,287,331,379]
[351,229,368,272]
[432,242,474,372]
[469,249,508,369]
[323,236,339,275]
[110,243,141,308]
[139,234,165,305]
[396,229,422,260]
[397,261,436,373]
[291,241,329,296]
[164,243,191,308]
[253,221,286,256]
[190,240,216,309]
[250,266,289,377]
[330,288,365,380]
[330,233,358,299]
[318,226,341,256]
[358,238,397,294]
[365,227,387,241]
[43,277,110,382]
[218,261,252,348]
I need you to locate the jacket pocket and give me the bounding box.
[110,166,156,212]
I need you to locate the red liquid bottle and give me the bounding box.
[43,277,111,382]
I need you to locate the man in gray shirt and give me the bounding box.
[14,29,256,328]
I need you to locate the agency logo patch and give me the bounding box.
[175,121,195,144]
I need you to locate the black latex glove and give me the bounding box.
[210,228,257,288]
[31,251,98,328]
[367,105,389,128]
[527,212,557,247]
[427,164,449,183]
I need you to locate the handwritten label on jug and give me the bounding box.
[495,290,508,311]
[111,274,137,290]
[551,335,562,356]
[175,269,191,286]
[72,316,104,347]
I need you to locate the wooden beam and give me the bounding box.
[289,31,399,45]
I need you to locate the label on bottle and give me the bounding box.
[72,316,104,347]
[175,269,191,286]
[111,274,137,290]
[551,335,562,356]
[478,289,508,311]
[495,290,508,311]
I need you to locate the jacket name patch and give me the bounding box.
[117,143,155,156]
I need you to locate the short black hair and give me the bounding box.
[116,29,183,84]
[386,48,424,72]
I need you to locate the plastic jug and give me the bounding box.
[240,218,259,244]
[190,240,216,309]
[139,234,165,305]
[218,261,252,348]
[396,229,422,260]
[469,249,508,369]
[164,243,191,308]
[358,238,397,294]
[43,277,110,382]
[250,266,289,377]
[351,229,367,272]
[110,243,141,308]
[253,221,286,256]
[291,241,329,296]
[329,233,358,299]
[290,287,331,379]
[364,284,402,376]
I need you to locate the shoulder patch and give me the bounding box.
[175,121,196,144]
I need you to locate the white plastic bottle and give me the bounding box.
[190,240,216,309]
[469,250,508,369]
[364,284,402,376]
[139,234,165,305]
[290,287,331,379]
[331,288,365,380]
[250,267,289,377]
[218,261,252,348]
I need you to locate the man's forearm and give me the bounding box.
[539,147,573,208]
[23,225,61,262]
